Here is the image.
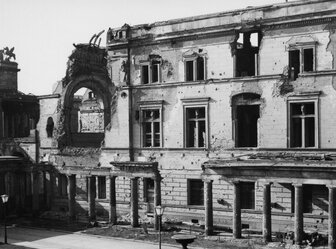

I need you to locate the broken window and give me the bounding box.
[187,179,204,206]
[234,31,261,77]
[141,60,161,84]
[185,56,205,81]
[46,117,54,138]
[97,176,106,199]
[232,93,260,147]
[240,182,255,210]
[186,107,206,147]
[142,109,161,147]
[289,48,314,80]
[290,102,316,148]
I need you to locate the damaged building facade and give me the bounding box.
[37,0,336,247]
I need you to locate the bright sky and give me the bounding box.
[1,0,288,95]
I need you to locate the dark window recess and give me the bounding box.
[236,105,259,147]
[186,107,206,147]
[186,60,194,81]
[235,32,260,77]
[303,185,313,213]
[58,174,68,197]
[240,182,255,209]
[196,57,204,80]
[46,117,54,138]
[97,176,106,199]
[188,179,204,205]
[141,65,149,84]
[151,61,160,83]
[143,109,160,147]
[289,50,300,80]
[290,102,315,148]
[304,48,314,72]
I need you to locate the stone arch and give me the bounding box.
[60,74,114,147]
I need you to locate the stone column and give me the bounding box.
[294,184,303,244]
[67,174,76,221]
[262,183,272,242]
[154,175,162,230]
[87,176,96,221]
[233,181,241,239]
[109,176,117,224]
[130,177,139,227]
[204,179,214,236]
[32,171,40,216]
[329,186,336,249]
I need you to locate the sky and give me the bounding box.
[1,0,288,95]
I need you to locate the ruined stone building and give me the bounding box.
[36,0,336,247]
[0,50,46,217]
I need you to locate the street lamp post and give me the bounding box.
[1,194,8,244]
[155,205,165,249]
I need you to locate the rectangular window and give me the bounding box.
[240,182,255,209]
[290,102,316,148]
[97,176,106,199]
[186,107,206,147]
[141,61,161,84]
[185,56,205,82]
[188,179,204,205]
[142,109,161,147]
[288,47,314,80]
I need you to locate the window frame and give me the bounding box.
[183,51,207,82]
[287,93,320,149]
[140,60,161,84]
[139,100,164,148]
[187,179,204,206]
[288,41,316,80]
[182,98,210,148]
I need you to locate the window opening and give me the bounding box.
[142,109,161,147]
[46,117,54,138]
[232,93,260,148]
[141,58,161,84]
[290,102,315,148]
[186,61,194,81]
[188,179,204,205]
[97,176,106,199]
[141,65,149,84]
[235,31,261,77]
[143,178,155,213]
[240,182,255,209]
[288,47,314,80]
[186,107,206,147]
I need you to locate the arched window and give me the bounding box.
[46,117,54,138]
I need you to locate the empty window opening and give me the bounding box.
[290,102,315,148]
[289,47,314,80]
[141,65,149,84]
[234,31,261,77]
[97,176,106,199]
[151,61,160,83]
[69,87,105,147]
[232,93,260,148]
[188,179,204,205]
[186,61,194,81]
[186,107,206,147]
[46,117,54,138]
[142,109,161,147]
[240,182,255,209]
[143,178,155,213]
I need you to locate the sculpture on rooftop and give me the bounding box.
[0,47,16,62]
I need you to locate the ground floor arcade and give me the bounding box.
[202,158,336,249]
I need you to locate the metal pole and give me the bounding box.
[4,203,7,244]
[159,215,161,249]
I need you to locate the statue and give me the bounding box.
[0,47,16,62]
